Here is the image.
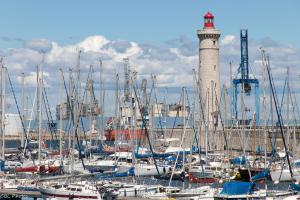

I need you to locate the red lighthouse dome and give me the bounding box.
[204,12,214,29]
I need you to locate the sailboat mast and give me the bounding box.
[182,87,186,167]
[182,87,186,189]
[261,49,267,167]
[210,80,215,150]
[223,84,227,129]
[191,78,196,172]
[89,65,93,149]
[68,69,72,153]
[21,73,25,148]
[270,85,274,130]
[37,64,43,165]
[59,69,63,163]
[72,50,81,173]
[206,88,209,159]
[229,61,233,127]
[36,66,39,161]
[114,72,119,162]
[1,65,6,159]
[286,66,290,150]
[131,69,137,166]
[260,48,268,190]
[99,59,104,144]
[192,69,204,160]
[164,87,168,141]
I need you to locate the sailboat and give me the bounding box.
[188,165,220,183]
[39,181,102,200]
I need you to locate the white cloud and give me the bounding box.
[23,39,53,53]
[16,71,50,87]
[221,35,237,45]
[2,34,300,115]
[77,35,109,52]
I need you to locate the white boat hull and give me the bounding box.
[85,160,130,173]
[270,169,300,182]
[134,164,167,176]
[118,185,159,198]
[39,186,101,200]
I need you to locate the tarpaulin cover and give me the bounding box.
[95,167,135,179]
[294,161,300,168]
[0,160,4,171]
[290,183,300,191]
[220,181,255,195]
[251,169,270,181]
[230,156,246,165]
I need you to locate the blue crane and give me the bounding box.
[233,30,260,125]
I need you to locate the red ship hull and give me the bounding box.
[105,129,145,141]
[188,172,219,184]
[15,165,61,174]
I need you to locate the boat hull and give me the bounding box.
[188,170,218,184]
[134,164,167,176]
[270,169,300,182]
[39,187,101,199]
[118,185,159,198]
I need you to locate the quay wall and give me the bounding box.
[3,127,299,156]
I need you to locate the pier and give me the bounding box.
[3,126,300,156]
[0,189,41,199]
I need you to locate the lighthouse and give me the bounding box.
[197,12,221,129]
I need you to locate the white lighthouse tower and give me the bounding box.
[198,12,221,129]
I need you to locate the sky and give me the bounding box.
[1,0,300,118]
[1,1,300,48]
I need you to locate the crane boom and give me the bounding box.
[240,29,249,80]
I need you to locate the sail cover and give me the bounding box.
[220,181,255,195]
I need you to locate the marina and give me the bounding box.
[1,2,300,200]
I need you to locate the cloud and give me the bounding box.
[23,39,53,53]
[16,71,50,87]
[77,35,109,52]
[2,33,300,116]
[165,35,197,57]
[221,35,237,45]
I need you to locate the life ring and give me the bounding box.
[99,187,106,193]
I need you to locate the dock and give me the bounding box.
[0,189,41,199]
